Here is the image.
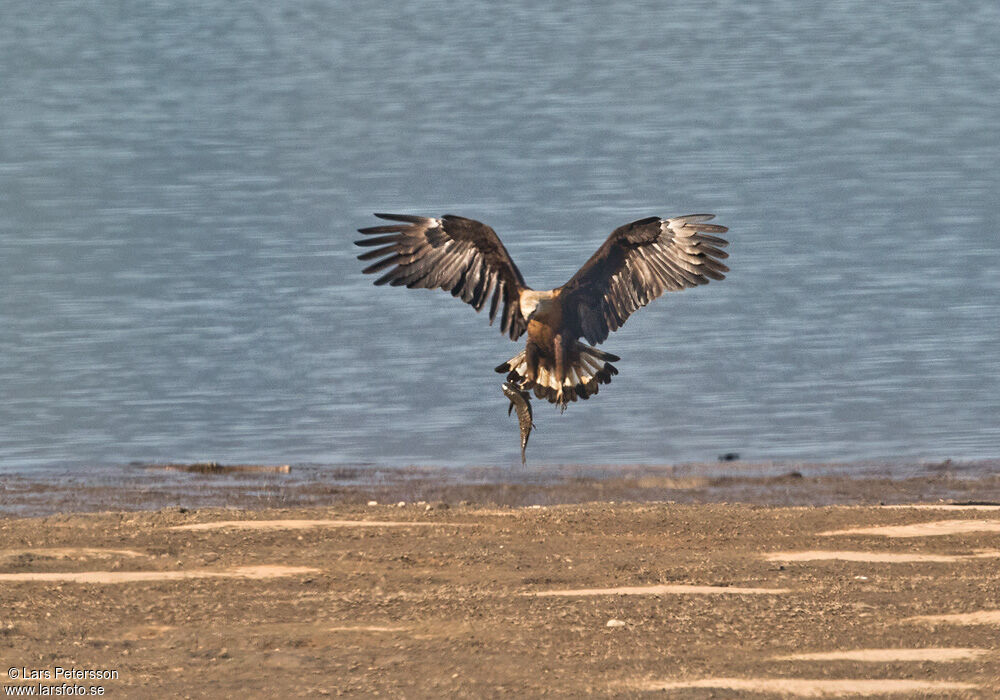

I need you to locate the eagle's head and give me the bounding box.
[518,289,555,321]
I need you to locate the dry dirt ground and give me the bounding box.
[2,501,1000,697]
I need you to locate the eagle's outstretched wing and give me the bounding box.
[558,215,729,345]
[356,214,529,340]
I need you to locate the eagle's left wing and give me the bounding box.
[558,215,729,345]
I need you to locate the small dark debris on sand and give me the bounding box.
[143,462,292,475]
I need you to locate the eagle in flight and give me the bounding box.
[356,213,729,408]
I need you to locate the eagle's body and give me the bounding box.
[522,291,563,380]
[522,290,565,382]
[499,286,619,406]
[356,213,729,408]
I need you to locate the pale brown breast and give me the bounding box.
[526,290,564,353]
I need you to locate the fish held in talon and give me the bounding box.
[502,381,535,465]
[356,212,730,456]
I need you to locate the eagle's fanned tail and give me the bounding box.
[495,343,620,409]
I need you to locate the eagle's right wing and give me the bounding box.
[356,214,529,340]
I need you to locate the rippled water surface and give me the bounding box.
[2,1,999,472]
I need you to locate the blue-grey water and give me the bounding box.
[2,1,998,474]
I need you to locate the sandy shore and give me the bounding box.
[2,486,1000,696]
[3,458,1000,517]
